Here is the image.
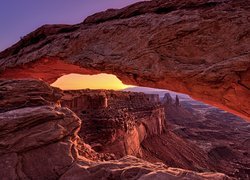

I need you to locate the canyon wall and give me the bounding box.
[0,0,249,120]
[157,93,250,178]
[61,90,166,158]
[0,79,231,179]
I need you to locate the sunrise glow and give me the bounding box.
[51,73,133,90]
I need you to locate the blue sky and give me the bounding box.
[0,0,143,51]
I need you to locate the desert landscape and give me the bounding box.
[0,0,249,179]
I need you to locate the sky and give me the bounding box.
[0,0,143,51]
[0,0,143,90]
[51,73,133,90]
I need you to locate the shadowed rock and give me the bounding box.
[60,90,166,158]
[0,79,231,179]
[0,0,249,120]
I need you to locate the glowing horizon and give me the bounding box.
[51,73,134,90]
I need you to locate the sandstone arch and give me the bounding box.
[0,0,249,120]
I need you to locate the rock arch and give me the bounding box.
[0,0,249,120]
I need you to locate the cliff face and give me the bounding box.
[0,79,230,179]
[157,93,250,178]
[0,79,83,179]
[60,90,250,178]
[61,90,166,158]
[0,0,249,120]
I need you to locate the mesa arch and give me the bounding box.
[0,0,249,120]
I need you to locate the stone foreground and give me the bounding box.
[0,79,230,179]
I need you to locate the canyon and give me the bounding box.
[0,0,250,179]
[144,92,250,178]
[0,79,249,179]
[0,0,249,120]
[61,90,165,158]
[0,79,234,179]
[60,87,250,179]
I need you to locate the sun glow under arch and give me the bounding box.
[51,73,134,90]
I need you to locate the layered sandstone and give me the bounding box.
[0,79,83,179]
[61,90,166,158]
[0,0,249,120]
[155,93,250,178]
[59,90,250,178]
[0,79,230,179]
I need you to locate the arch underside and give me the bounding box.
[0,0,249,120]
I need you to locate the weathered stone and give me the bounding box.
[0,79,231,179]
[0,0,249,120]
[0,79,62,113]
[158,95,250,178]
[0,79,81,179]
[61,90,166,158]
[162,93,173,105]
[175,95,180,106]
[61,156,230,180]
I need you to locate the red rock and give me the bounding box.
[0,79,231,179]
[0,79,62,113]
[159,95,250,178]
[0,79,96,179]
[59,89,250,178]
[162,93,173,105]
[0,0,249,120]
[61,156,230,180]
[61,90,166,158]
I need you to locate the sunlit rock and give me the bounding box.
[0,0,249,120]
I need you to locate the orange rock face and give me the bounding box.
[59,90,250,178]
[60,90,166,158]
[0,79,231,179]
[0,0,249,120]
[0,79,82,179]
[143,93,250,178]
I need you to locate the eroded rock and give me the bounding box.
[0,0,249,120]
[61,90,166,158]
[61,156,229,180]
[0,79,231,179]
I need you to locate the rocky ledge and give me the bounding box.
[0,79,230,179]
[0,0,249,120]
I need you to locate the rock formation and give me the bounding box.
[0,79,231,179]
[47,87,248,178]
[60,90,166,158]
[162,93,173,105]
[0,0,249,120]
[0,79,83,179]
[175,95,180,106]
[160,94,250,179]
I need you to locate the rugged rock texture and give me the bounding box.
[61,156,230,180]
[0,79,62,113]
[142,131,216,172]
[0,79,83,179]
[155,93,250,178]
[59,89,250,178]
[61,90,166,158]
[0,0,249,120]
[0,79,230,179]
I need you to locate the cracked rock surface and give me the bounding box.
[0,79,231,180]
[0,0,249,120]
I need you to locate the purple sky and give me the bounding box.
[0,0,143,51]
